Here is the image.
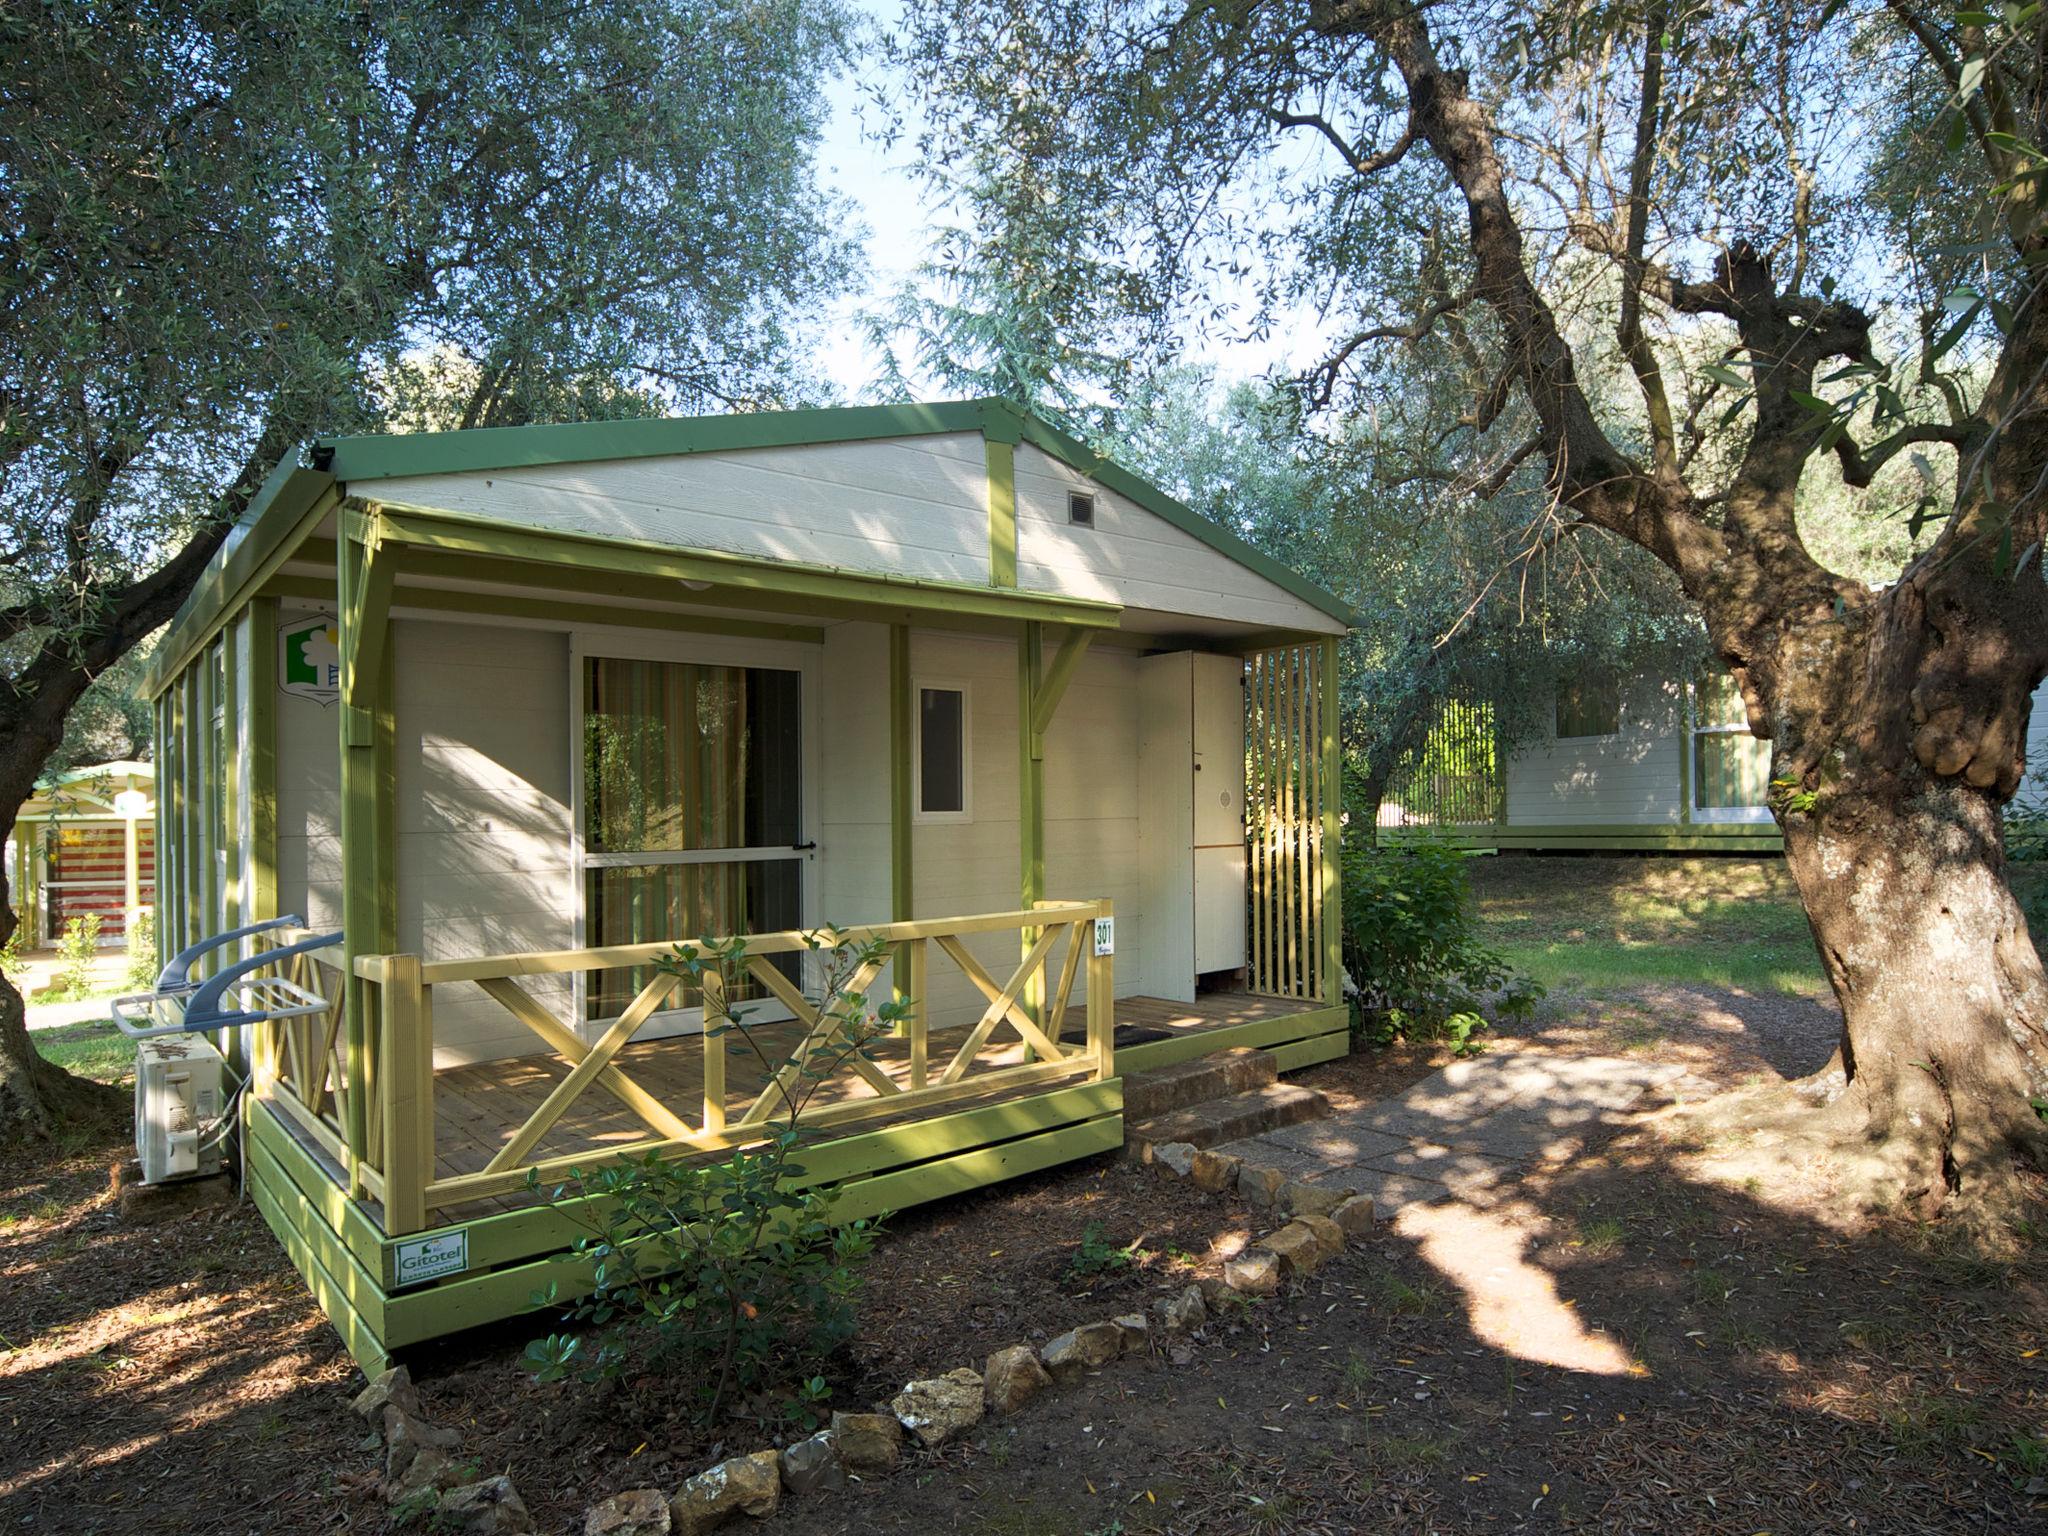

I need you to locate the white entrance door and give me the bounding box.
[572,636,818,1041]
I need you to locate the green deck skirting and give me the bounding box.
[1116,1004,1348,1073]
[1380,823,1783,853]
[243,1076,1130,1369]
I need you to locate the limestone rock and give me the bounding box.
[1236,1163,1287,1209]
[1153,1284,1207,1335]
[1189,1148,1242,1193]
[890,1368,985,1449]
[387,1446,464,1502]
[585,1489,671,1536]
[1151,1141,1198,1176]
[1280,1180,1345,1219]
[1040,1320,1123,1378]
[830,1411,903,1474]
[1224,1246,1281,1296]
[779,1431,846,1495]
[384,1405,463,1484]
[1331,1193,1376,1237]
[1299,1212,1347,1260]
[353,1364,421,1423]
[1196,1276,1237,1310]
[438,1477,535,1534]
[983,1344,1052,1416]
[1263,1221,1325,1276]
[670,1452,780,1535]
[1111,1312,1150,1351]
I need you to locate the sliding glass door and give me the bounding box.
[576,643,814,1036]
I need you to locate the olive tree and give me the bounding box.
[894,0,2048,1219]
[0,0,854,1137]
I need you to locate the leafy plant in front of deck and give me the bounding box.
[523,927,904,1427]
[1064,1220,1146,1287]
[1340,835,1540,1050]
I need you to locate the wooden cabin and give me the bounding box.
[7,760,156,948]
[143,399,1355,1370]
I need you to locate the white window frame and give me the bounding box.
[1687,681,1774,823]
[913,676,973,825]
[568,629,824,1039]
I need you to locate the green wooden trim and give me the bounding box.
[1678,681,1695,826]
[143,465,338,698]
[1379,822,1783,852]
[431,1079,1123,1276]
[327,400,992,483]
[245,598,279,926]
[247,1096,390,1274]
[1029,628,1093,746]
[986,437,1017,588]
[377,1110,1123,1350]
[179,664,203,959]
[245,1122,392,1372]
[1018,625,1045,1020]
[368,502,1121,631]
[1319,637,1342,1004]
[889,624,913,924]
[1266,1030,1353,1074]
[260,573,828,644]
[1116,1005,1349,1074]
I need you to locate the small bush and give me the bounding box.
[523,928,897,1428]
[125,908,157,993]
[1340,836,1539,1050]
[50,913,102,999]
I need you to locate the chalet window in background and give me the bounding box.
[917,682,970,821]
[1069,491,1096,527]
[1692,672,1772,817]
[1555,675,1621,739]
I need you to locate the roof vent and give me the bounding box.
[1068,491,1096,528]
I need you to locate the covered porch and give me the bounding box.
[143,402,1352,1369]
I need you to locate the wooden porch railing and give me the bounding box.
[253,900,1115,1236]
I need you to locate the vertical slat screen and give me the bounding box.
[1247,644,1330,1002]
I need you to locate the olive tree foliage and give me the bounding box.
[0,0,856,1136]
[1103,367,1703,817]
[893,1,2048,1220]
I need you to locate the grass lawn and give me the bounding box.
[1470,852,2048,1000]
[31,1019,134,1085]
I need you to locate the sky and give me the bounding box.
[805,3,1324,404]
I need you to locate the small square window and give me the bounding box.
[1068,491,1096,527]
[1555,675,1621,739]
[916,683,970,821]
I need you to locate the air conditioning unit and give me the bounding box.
[134,1034,225,1185]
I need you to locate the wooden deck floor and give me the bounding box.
[275,991,1312,1227]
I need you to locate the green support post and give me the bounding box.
[1018,622,1044,1023]
[890,623,915,1022]
[246,598,279,928]
[1319,637,1344,1005]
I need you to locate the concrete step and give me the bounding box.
[1122,1047,1278,1122]
[1128,1082,1331,1156]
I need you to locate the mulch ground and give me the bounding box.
[6,869,2047,1536]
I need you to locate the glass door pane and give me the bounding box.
[580,655,806,1027]
[1694,732,1771,809]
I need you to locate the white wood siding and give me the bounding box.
[274,600,343,932]
[817,624,1149,1031]
[1012,443,1343,634]
[391,620,574,1066]
[2028,676,2048,800]
[1503,679,1685,827]
[360,432,1340,632]
[370,434,991,587]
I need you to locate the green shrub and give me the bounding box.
[1340,836,1539,1050]
[50,913,102,999]
[523,927,898,1428]
[1064,1220,1143,1285]
[0,921,22,981]
[125,908,157,993]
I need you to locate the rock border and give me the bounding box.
[563,1145,1379,1535]
[349,1145,1380,1536]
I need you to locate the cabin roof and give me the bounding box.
[150,398,1358,697]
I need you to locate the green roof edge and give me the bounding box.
[151,396,1357,693]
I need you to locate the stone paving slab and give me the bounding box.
[1212,1049,1685,1219]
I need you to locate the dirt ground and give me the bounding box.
[3,855,2044,1534]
